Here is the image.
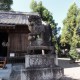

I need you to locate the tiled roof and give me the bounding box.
[0,11,39,25]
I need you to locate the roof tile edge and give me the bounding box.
[0,11,40,16]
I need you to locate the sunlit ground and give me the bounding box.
[58,58,80,80]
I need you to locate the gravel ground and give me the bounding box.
[58,58,80,80]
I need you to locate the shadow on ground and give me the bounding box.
[58,58,80,68]
[60,75,79,80]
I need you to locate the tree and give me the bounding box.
[0,0,13,11]
[61,3,80,60]
[30,0,58,42]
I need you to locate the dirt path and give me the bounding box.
[58,58,80,80]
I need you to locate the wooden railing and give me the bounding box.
[0,57,6,68]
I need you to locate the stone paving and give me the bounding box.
[58,58,80,80]
[10,63,24,80]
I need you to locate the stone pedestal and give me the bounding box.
[21,54,64,80]
[21,67,63,80]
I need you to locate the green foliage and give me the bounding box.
[30,0,58,36]
[61,3,78,45]
[69,47,79,60]
[0,0,13,11]
[61,3,80,59]
[61,3,80,46]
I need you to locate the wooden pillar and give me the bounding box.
[7,34,10,58]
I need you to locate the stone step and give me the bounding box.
[0,64,12,80]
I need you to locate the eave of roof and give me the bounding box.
[0,11,40,25]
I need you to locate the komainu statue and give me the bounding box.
[22,14,64,80]
[28,15,53,46]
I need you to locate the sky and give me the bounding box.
[12,0,80,32]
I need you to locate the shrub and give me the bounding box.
[69,47,79,60]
